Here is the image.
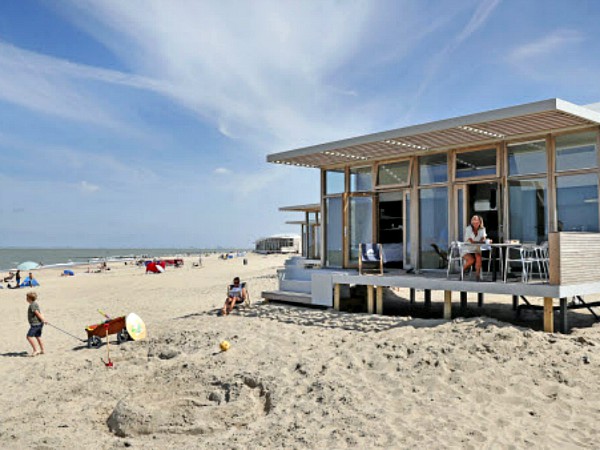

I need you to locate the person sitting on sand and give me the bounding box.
[3,271,14,283]
[26,291,47,357]
[221,277,247,316]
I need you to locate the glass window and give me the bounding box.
[508,141,547,176]
[350,166,372,192]
[349,197,373,261]
[419,154,447,184]
[325,170,345,195]
[555,132,597,172]
[325,197,343,266]
[556,173,599,232]
[376,160,410,187]
[509,179,547,244]
[455,148,496,179]
[419,187,448,269]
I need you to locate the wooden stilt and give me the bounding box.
[460,292,467,312]
[376,286,383,315]
[424,289,431,308]
[333,284,340,311]
[443,290,452,320]
[367,285,374,314]
[559,297,568,334]
[410,288,416,304]
[543,297,554,333]
[512,295,518,311]
[477,293,484,307]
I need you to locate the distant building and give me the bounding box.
[255,234,301,254]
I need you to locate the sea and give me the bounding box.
[0,248,244,272]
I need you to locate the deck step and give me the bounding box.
[261,290,312,304]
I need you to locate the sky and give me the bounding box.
[1,0,600,248]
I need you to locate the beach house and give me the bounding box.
[265,99,600,332]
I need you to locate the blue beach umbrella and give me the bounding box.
[17,261,40,271]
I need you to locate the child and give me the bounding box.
[26,292,47,357]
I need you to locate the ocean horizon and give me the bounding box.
[0,247,248,271]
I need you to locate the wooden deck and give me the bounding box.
[330,272,600,333]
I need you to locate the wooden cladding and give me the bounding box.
[549,232,600,285]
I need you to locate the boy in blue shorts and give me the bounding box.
[26,292,47,357]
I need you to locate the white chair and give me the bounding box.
[504,244,526,282]
[447,241,466,280]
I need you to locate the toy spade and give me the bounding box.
[104,323,113,367]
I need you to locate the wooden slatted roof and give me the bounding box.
[267,99,600,168]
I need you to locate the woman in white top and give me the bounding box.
[462,215,488,280]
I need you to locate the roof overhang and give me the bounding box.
[267,98,600,168]
[279,203,321,213]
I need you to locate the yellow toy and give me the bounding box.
[220,340,231,351]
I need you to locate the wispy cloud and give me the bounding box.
[54,1,444,151]
[404,0,502,118]
[79,181,100,193]
[508,29,583,63]
[214,167,232,175]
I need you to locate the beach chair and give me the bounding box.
[359,243,384,275]
[227,281,251,309]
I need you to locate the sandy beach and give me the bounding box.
[2,253,600,449]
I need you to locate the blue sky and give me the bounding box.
[0,0,599,248]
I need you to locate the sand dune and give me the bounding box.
[1,254,600,448]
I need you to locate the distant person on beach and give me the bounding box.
[3,271,14,283]
[15,270,21,287]
[221,277,247,316]
[26,292,47,357]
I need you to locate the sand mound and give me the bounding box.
[107,373,272,437]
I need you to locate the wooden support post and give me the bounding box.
[543,297,554,333]
[559,297,568,334]
[424,289,431,308]
[512,295,518,311]
[477,293,484,308]
[460,292,467,312]
[367,285,374,314]
[376,286,383,315]
[443,290,452,320]
[333,284,340,311]
[410,288,416,304]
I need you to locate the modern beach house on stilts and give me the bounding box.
[264,98,600,332]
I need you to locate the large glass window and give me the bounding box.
[325,169,345,195]
[419,187,448,269]
[509,179,547,244]
[455,148,497,179]
[350,167,372,192]
[555,132,597,172]
[419,154,447,184]
[508,141,547,176]
[556,173,599,232]
[349,197,373,261]
[325,197,343,266]
[376,160,410,187]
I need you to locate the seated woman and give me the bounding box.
[222,277,247,316]
[461,215,489,281]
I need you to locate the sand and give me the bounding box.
[1,253,600,449]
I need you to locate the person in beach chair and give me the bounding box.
[221,277,249,315]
